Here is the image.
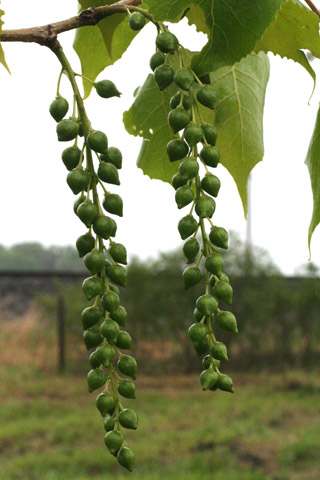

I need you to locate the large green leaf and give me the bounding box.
[305,105,320,254]
[74,1,139,98]
[187,0,283,76]
[143,0,192,22]
[123,74,179,183]
[124,52,270,216]
[210,52,270,215]
[0,4,10,73]
[255,0,320,83]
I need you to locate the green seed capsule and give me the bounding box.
[210,341,228,362]
[200,146,220,168]
[184,124,203,147]
[61,146,81,170]
[100,319,120,343]
[217,374,235,393]
[101,291,120,314]
[209,227,228,249]
[119,409,138,430]
[214,281,233,305]
[110,306,127,327]
[179,157,199,179]
[178,215,198,240]
[195,196,216,218]
[128,11,146,30]
[104,416,116,432]
[93,215,117,239]
[194,308,204,322]
[87,130,108,154]
[154,64,174,90]
[95,344,116,367]
[66,169,90,195]
[200,369,219,391]
[107,264,127,287]
[83,328,103,350]
[155,31,179,53]
[175,185,194,209]
[89,351,101,369]
[100,147,122,169]
[98,162,120,185]
[77,201,99,227]
[216,311,238,333]
[57,119,79,142]
[76,233,95,258]
[150,51,165,71]
[205,253,223,277]
[73,194,85,214]
[87,368,107,393]
[117,355,137,380]
[117,446,135,471]
[202,355,220,370]
[82,276,102,300]
[49,96,69,122]
[170,92,191,110]
[202,124,218,145]
[168,107,191,133]
[201,174,221,197]
[183,267,202,290]
[183,238,200,262]
[102,193,123,217]
[197,86,217,109]
[194,335,210,356]
[167,139,189,162]
[196,295,218,316]
[96,392,115,417]
[104,430,123,455]
[81,306,101,330]
[220,273,229,283]
[171,172,188,190]
[84,250,105,275]
[109,284,120,295]
[108,243,127,264]
[116,331,132,350]
[174,68,194,90]
[188,322,207,343]
[117,379,136,399]
[95,80,120,99]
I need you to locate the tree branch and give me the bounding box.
[0,0,143,46]
[304,0,320,19]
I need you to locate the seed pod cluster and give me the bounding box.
[151,29,237,394]
[49,76,137,471]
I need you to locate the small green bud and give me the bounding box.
[200,146,220,168]
[81,306,101,330]
[197,86,217,109]
[77,201,99,227]
[108,243,127,264]
[217,374,235,393]
[179,157,199,179]
[87,368,106,393]
[209,227,228,249]
[83,328,103,350]
[210,341,228,362]
[155,31,179,53]
[205,253,223,277]
[82,276,102,300]
[150,51,165,71]
[100,147,122,169]
[61,146,81,170]
[184,124,203,147]
[104,430,123,455]
[216,311,238,333]
[183,267,202,290]
[194,335,210,356]
[200,369,219,390]
[154,64,174,90]
[118,379,136,399]
[117,446,135,471]
[98,162,120,185]
[87,130,108,154]
[93,215,117,239]
[104,415,116,432]
[168,107,191,133]
[213,281,233,305]
[84,249,105,275]
[117,355,137,380]
[196,295,218,316]
[49,96,69,122]
[128,11,146,30]
[107,264,127,287]
[188,322,207,343]
[174,68,194,90]
[76,233,95,258]
[167,139,189,162]
[66,169,90,195]
[195,196,216,218]
[110,306,127,327]
[202,123,218,145]
[183,238,200,262]
[118,408,138,429]
[116,331,132,350]
[102,193,123,217]
[178,215,198,240]
[96,392,115,416]
[89,351,101,369]
[57,118,79,142]
[95,344,115,367]
[201,174,221,197]
[95,80,120,99]
[100,319,120,343]
[101,291,120,314]
[171,172,188,190]
[170,92,191,110]
[175,185,194,209]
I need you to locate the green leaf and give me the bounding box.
[305,105,320,254]
[187,0,284,76]
[0,5,10,73]
[208,53,270,216]
[123,74,178,183]
[255,0,320,83]
[74,1,139,98]
[144,0,192,22]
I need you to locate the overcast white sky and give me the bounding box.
[0,1,320,275]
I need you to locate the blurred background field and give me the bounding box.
[0,235,319,479]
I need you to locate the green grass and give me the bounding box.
[0,367,319,480]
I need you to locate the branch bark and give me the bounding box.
[304,0,320,19]
[0,0,143,46]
